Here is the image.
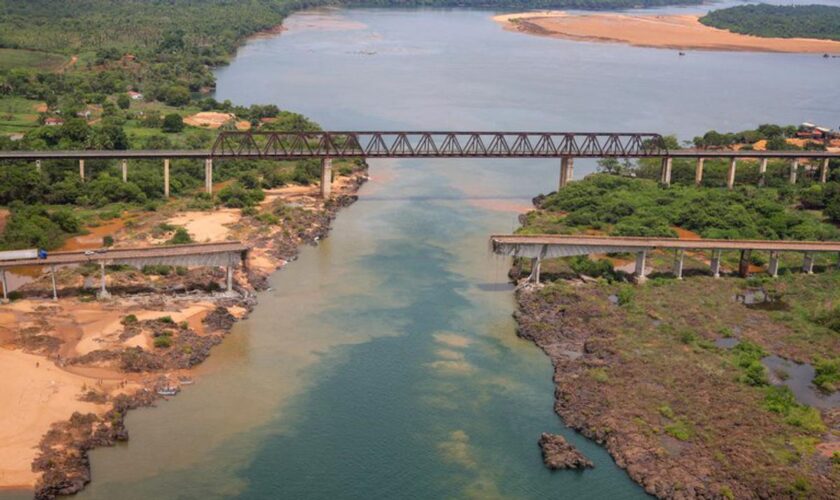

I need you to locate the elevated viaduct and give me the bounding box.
[1,131,838,197]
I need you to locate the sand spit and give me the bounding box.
[494,12,840,54]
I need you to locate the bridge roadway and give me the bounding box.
[0,241,249,300]
[490,234,840,283]
[1,131,839,196]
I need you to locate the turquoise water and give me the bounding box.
[9,5,840,499]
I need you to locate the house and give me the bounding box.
[128,91,144,101]
[44,117,64,126]
[76,110,92,119]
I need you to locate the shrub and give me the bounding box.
[569,255,616,280]
[732,341,768,386]
[121,314,138,325]
[167,227,192,245]
[217,182,265,208]
[763,386,825,433]
[102,235,114,247]
[153,334,172,348]
[616,286,635,306]
[664,420,693,441]
[813,357,840,392]
[588,368,609,383]
[142,264,172,276]
[162,113,184,133]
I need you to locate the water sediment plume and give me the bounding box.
[494,12,840,54]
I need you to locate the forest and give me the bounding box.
[700,4,840,41]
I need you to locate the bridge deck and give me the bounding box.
[491,234,840,258]
[0,149,837,160]
[0,242,249,269]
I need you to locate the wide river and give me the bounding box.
[13,4,840,499]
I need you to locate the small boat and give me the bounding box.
[678,52,686,56]
[178,377,194,385]
[157,387,179,396]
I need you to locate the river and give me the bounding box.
[9,4,840,499]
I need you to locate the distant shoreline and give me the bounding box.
[494,11,840,54]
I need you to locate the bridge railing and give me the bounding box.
[210,131,669,158]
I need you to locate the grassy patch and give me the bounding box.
[0,48,66,71]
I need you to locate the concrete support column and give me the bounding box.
[634,250,647,284]
[820,158,830,184]
[694,158,704,186]
[710,249,722,278]
[738,249,752,278]
[726,158,737,190]
[204,158,213,195]
[121,159,128,183]
[758,158,768,187]
[789,160,799,185]
[661,157,672,186]
[673,249,685,280]
[529,257,542,284]
[226,265,233,292]
[559,157,574,189]
[768,251,780,278]
[163,159,170,198]
[321,157,333,198]
[36,159,42,174]
[98,262,110,299]
[803,252,815,275]
[50,265,58,301]
[79,159,85,181]
[1,270,7,302]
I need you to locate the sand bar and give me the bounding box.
[494,12,840,53]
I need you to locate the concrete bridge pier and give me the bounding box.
[204,158,213,194]
[726,158,737,190]
[673,249,685,279]
[820,158,830,183]
[529,257,542,284]
[789,160,799,185]
[738,249,752,278]
[803,252,815,274]
[50,266,58,301]
[79,159,85,181]
[35,159,42,174]
[121,159,128,183]
[0,269,7,302]
[660,157,672,186]
[321,157,333,198]
[97,262,111,299]
[710,249,722,278]
[758,158,768,187]
[694,158,704,186]
[164,159,170,198]
[634,251,647,284]
[768,251,780,278]
[559,157,574,189]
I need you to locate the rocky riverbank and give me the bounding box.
[513,275,840,498]
[0,166,368,499]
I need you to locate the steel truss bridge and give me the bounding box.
[0,131,838,160]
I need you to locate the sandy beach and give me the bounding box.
[494,12,840,53]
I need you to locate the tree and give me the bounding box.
[117,94,130,110]
[163,85,190,106]
[162,113,184,133]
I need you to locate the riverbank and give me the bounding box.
[0,166,368,498]
[494,12,840,53]
[509,191,840,496]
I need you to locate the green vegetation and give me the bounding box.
[0,48,67,72]
[531,174,839,241]
[153,333,173,349]
[663,419,694,441]
[763,386,825,433]
[700,5,840,42]
[813,357,840,393]
[166,227,193,245]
